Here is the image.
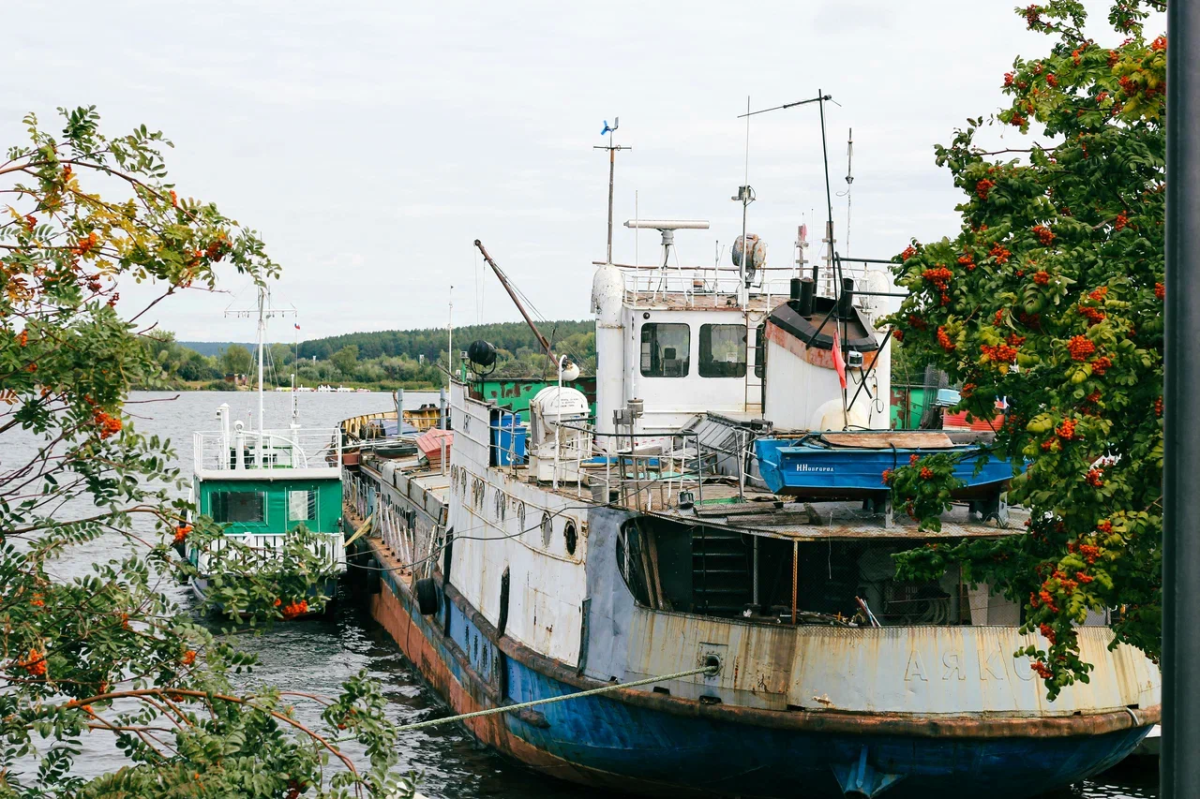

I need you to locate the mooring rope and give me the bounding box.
[394,662,719,734]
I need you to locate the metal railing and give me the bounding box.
[197,532,346,575]
[340,407,441,441]
[573,424,714,512]
[345,471,375,520]
[194,427,341,473]
[447,387,730,512]
[620,268,793,309]
[345,468,442,579]
[616,262,887,316]
[374,498,442,579]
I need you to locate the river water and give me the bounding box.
[27,391,1157,798]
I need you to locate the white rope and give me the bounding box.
[394,663,717,734]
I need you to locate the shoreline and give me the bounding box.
[131,381,447,393]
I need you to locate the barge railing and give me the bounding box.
[194,427,341,473]
[198,531,346,575]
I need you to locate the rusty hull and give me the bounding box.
[361,533,1158,740]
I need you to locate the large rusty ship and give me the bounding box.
[339,203,1158,797]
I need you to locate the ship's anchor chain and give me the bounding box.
[389,659,720,735]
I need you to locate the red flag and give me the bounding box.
[831,328,847,390]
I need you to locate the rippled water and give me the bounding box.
[22,391,1157,798]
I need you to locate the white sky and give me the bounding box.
[1,1,1158,341]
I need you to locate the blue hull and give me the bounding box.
[756,439,1016,499]
[505,662,1146,798]
[357,535,1151,799]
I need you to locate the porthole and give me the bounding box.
[493,489,506,521]
[516,501,526,532]
[564,519,578,556]
[459,469,467,495]
[541,512,553,548]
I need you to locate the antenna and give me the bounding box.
[736,95,753,302]
[594,116,632,264]
[818,90,836,297]
[447,285,454,388]
[738,90,836,295]
[845,128,855,257]
[796,222,809,275]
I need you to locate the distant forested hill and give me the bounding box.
[296,320,593,362]
[156,320,594,390]
[178,341,254,357]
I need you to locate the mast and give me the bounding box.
[256,285,266,433]
[227,284,294,432]
[594,118,631,264]
[291,314,299,426]
[739,95,751,308]
[474,240,556,362]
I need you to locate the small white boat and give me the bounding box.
[1133,724,1161,758]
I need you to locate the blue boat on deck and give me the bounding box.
[755,430,1018,500]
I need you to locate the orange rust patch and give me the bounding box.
[766,321,878,370]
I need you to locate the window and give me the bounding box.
[700,324,747,378]
[640,323,690,377]
[288,490,316,521]
[211,491,265,523]
[564,520,578,556]
[754,323,766,378]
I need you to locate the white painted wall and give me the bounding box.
[592,263,626,447]
[625,307,764,432]
[763,332,889,431]
[763,337,845,430]
[448,382,588,666]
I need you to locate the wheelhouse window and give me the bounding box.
[288,490,316,522]
[700,324,747,378]
[210,491,265,523]
[640,323,690,378]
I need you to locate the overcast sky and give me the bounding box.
[1,1,1157,342]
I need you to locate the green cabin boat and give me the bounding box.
[187,402,346,610]
[185,286,346,615]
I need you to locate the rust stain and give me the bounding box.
[766,321,879,371]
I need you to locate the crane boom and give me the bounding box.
[473,240,557,363]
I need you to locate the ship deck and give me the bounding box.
[643,481,1027,541]
[358,445,1024,541]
